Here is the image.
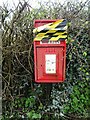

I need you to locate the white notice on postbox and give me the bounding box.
[45,54,56,74]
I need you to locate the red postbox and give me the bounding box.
[33,19,67,83]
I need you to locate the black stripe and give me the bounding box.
[45,33,58,37]
[45,33,54,36]
[37,29,48,33]
[42,36,52,42]
[62,33,67,35]
[58,38,67,41]
[41,39,49,43]
[49,23,53,26]
[55,29,66,32]
[41,37,67,42]
[55,19,67,28]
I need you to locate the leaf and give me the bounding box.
[83,52,87,56]
[27,110,34,119]
[27,110,41,119]
[32,113,41,119]
[73,97,78,104]
[39,103,43,110]
[67,22,71,27]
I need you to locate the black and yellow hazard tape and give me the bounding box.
[33,19,67,41]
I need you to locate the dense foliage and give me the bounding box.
[0,0,90,119]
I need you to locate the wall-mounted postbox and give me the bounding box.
[33,19,67,83]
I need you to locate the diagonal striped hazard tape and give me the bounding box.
[33,19,67,42]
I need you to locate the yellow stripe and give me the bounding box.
[50,35,67,41]
[46,19,64,29]
[53,31,67,36]
[35,33,46,37]
[34,34,49,41]
[46,30,57,34]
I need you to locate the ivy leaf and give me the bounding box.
[27,110,41,119]
[83,52,87,56]
[32,113,41,119]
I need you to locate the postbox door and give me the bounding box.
[36,46,64,82]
